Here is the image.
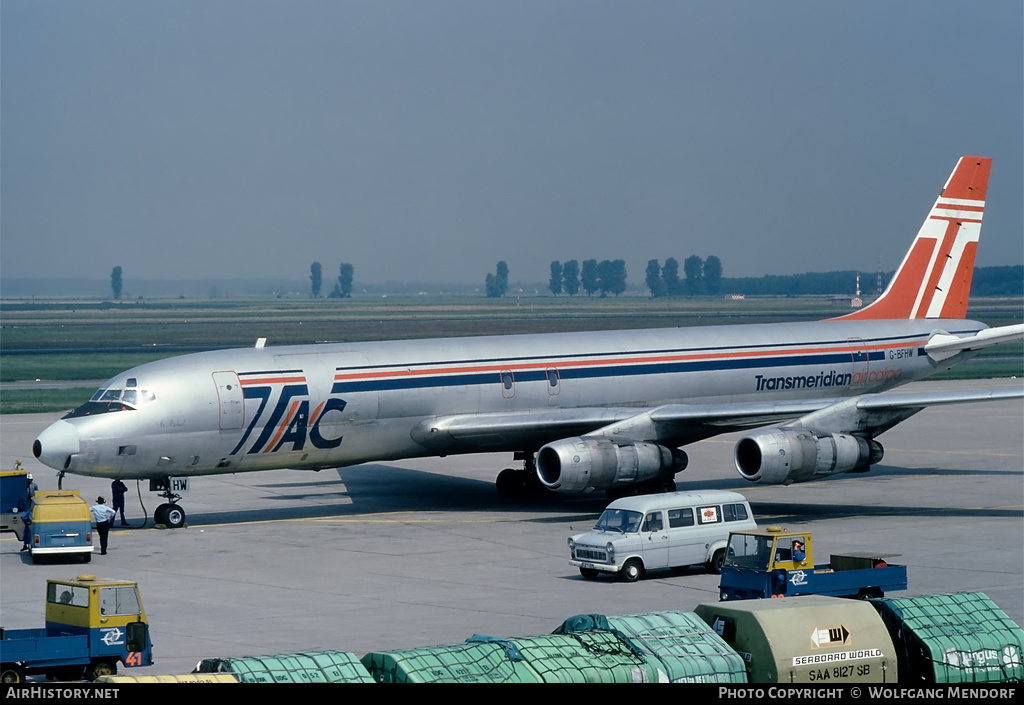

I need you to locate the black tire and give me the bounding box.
[857,588,883,600]
[154,503,170,526]
[86,659,116,681]
[707,549,726,575]
[579,567,600,580]
[496,468,524,497]
[620,558,643,583]
[83,552,91,563]
[164,505,186,529]
[1,664,24,684]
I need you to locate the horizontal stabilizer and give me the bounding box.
[924,324,1024,362]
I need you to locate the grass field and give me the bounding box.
[2,294,1020,414]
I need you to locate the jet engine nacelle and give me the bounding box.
[536,437,687,493]
[734,429,884,485]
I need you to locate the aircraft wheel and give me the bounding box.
[1,664,25,684]
[496,468,527,497]
[579,567,600,580]
[620,558,643,583]
[707,549,726,575]
[154,504,170,526]
[164,505,186,529]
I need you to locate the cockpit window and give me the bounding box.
[63,387,156,419]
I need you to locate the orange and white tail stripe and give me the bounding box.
[835,156,990,321]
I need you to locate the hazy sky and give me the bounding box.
[2,1,1022,286]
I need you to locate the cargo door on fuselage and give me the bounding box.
[847,338,870,389]
[212,371,244,430]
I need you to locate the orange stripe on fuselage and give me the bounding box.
[332,339,927,383]
[241,376,306,386]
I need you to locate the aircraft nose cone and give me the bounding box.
[33,420,80,470]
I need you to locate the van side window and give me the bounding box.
[723,503,749,522]
[642,511,664,532]
[696,505,721,524]
[668,508,694,528]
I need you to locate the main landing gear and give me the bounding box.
[495,451,546,498]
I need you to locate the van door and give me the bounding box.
[640,510,669,569]
[666,506,700,567]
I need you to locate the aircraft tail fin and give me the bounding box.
[834,156,991,321]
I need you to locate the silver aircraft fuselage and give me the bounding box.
[34,317,984,481]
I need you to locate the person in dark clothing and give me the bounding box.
[111,479,129,526]
[20,508,32,552]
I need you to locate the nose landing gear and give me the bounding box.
[153,502,186,529]
[150,478,187,528]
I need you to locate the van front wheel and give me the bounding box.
[707,549,726,575]
[620,558,643,583]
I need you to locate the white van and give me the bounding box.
[568,490,756,582]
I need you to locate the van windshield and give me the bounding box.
[593,509,642,534]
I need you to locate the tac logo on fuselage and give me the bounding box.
[230,371,347,455]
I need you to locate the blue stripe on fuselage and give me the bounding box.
[330,349,891,394]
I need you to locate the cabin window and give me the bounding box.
[723,503,749,522]
[668,508,695,528]
[642,511,664,532]
[696,505,721,525]
[546,369,560,395]
[500,371,515,398]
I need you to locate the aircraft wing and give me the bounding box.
[413,385,1023,454]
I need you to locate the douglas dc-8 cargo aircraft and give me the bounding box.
[33,156,1024,528]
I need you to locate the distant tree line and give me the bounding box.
[548,259,626,297]
[644,256,722,297]
[720,270,868,297]
[969,266,1023,297]
[310,261,355,298]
